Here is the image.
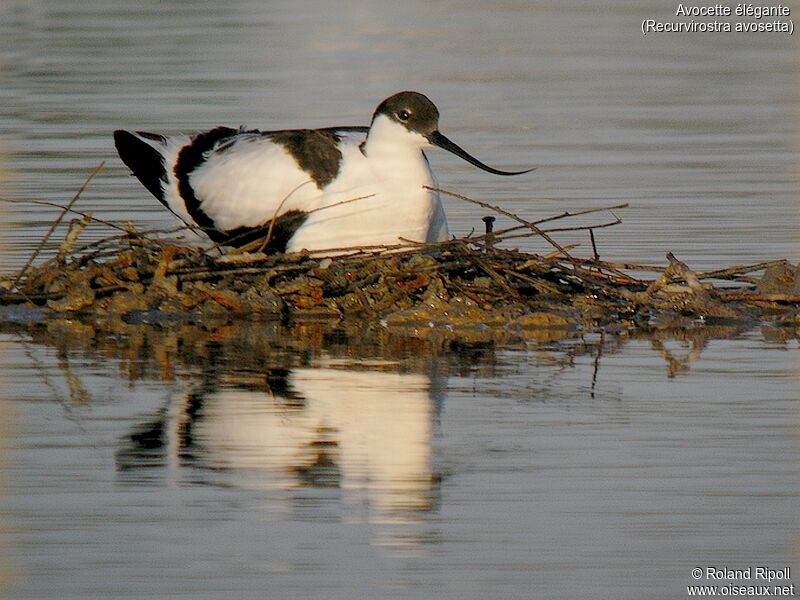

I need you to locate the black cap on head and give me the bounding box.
[373,91,533,176]
[373,91,440,136]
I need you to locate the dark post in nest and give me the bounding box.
[482,216,496,252]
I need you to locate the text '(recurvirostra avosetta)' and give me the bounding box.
[641,4,793,35]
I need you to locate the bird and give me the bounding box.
[113,91,531,254]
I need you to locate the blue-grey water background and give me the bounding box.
[0,1,799,598]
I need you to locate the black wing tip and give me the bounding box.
[113,129,132,146]
[114,129,168,145]
[113,129,168,203]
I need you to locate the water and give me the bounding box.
[1,0,798,268]
[0,321,798,599]
[0,1,799,598]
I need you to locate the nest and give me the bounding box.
[2,163,799,334]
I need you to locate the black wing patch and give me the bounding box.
[214,209,309,252]
[266,129,343,188]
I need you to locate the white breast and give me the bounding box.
[286,116,449,253]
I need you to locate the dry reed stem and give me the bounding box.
[12,162,105,288]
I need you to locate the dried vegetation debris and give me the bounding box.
[1,167,799,333]
[2,233,799,333]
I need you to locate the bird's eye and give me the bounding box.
[396,110,411,122]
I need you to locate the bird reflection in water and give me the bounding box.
[117,361,444,519]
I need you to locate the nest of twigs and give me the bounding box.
[2,164,799,332]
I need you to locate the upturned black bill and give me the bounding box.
[427,131,533,176]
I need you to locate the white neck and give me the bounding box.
[364,115,429,157]
[362,115,433,185]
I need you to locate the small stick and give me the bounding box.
[491,217,622,244]
[427,186,577,262]
[0,197,129,232]
[56,213,93,263]
[454,242,521,300]
[496,266,564,296]
[714,291,800,303]
[590,260,665,273]
[542,244,580,259]
[69,226,191,256]
[0,198,130,231]
[257,180,315,253]
[589,228,599,261]
[543,217,622,234]
[212,187,377,256]
[696,260,786,281]
[12,162,104,288]
[533,203,629,226]
[465,202,629,242]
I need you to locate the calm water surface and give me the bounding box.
[0,320,798,599]
[0,1,799,599]
[0,0,798,267]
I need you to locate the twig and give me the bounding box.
[0,196,127,232]
[696,260,786,281]
[257,180,315,253]
[496,265,564,296]
[207,188,380,256]
[489,217,623,244]
[465,202,629,243]
[70,227,190,256]
[713,291,800,303]
[56,213,93,263]
[427,186,578,262]
[12,162,104,288]
[532,203,629,226]
[454,242,522,300]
